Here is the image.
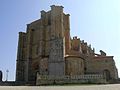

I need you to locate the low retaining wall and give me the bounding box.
[36,74,107,85]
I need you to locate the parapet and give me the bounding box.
[100,50,106,56]
[19,32,26,35]
[66,14,70,16]
[73,36,80,40]
[50,5,64,9]
[41,10,46,17]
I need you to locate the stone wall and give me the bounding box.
[65,56,84,75]
[85,56,118,79]
[36,74,107,85]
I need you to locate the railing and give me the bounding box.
[37,74,104,80]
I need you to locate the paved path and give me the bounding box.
[0,84,120,90]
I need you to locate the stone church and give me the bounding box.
[16,5,118,85]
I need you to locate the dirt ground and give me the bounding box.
[0,84,120,90]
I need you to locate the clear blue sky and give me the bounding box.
[0,0,120,81]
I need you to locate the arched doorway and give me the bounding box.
[103,69,111,81]
[32,61,39,82]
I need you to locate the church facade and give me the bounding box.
[16,5,118,85]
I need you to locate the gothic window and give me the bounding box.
[23,36,26,48]
[59,33,60,37]
[45,69,48,72]
[36,45,39,55]
[84,67,87,71]
[31,29,35,31]
[51,35,54,39]
[81,62,82,68]
[55,40,59,47]
[48,18,51,25]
